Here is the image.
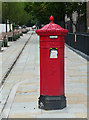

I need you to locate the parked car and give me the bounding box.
[22,25,27,28]
[19,26,22,29]
[32,25,36,29]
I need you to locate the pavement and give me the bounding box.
[0,31,88,118]
[1,33,32,81]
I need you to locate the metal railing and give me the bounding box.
[65,33,89,56]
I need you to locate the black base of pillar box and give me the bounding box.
[38,95,66,110]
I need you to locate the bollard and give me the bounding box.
[36,16,68,110]
[3,35,8,47]
[0,40,3,51]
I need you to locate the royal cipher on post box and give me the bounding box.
[36,16,68,110]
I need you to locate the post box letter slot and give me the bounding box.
[50,48,58,58]
[49,36,58,39]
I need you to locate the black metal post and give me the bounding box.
[6,19,7,33]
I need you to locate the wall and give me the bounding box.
[0,24,12,33]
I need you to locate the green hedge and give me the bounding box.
[20,33,23,36]
[13,35,17,41]
[22,30,28,34]
[18,34,20,38]
[8,36,13,41]
[3,39,8,47]
[13,34,21,41]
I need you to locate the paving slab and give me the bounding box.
[0,33,87,118]
[0,32,32,84]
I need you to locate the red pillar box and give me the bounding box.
[36,16,68,110]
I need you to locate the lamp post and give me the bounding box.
[12,23,15,36]
[6,19,9,33]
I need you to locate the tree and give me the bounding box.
[24,2,66,27]
[2,2,86,31]
[2,2,30,26]
[24,2,86,31]
[65,2,86,32]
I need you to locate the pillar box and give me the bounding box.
[35,16,68,110]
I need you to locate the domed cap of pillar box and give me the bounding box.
[35,16,68,36]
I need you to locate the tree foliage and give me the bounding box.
[2,2,86,30]
[2,2,30,25]
[24,2,66,25]
[65,2,86,31]
[24,2,86,29]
